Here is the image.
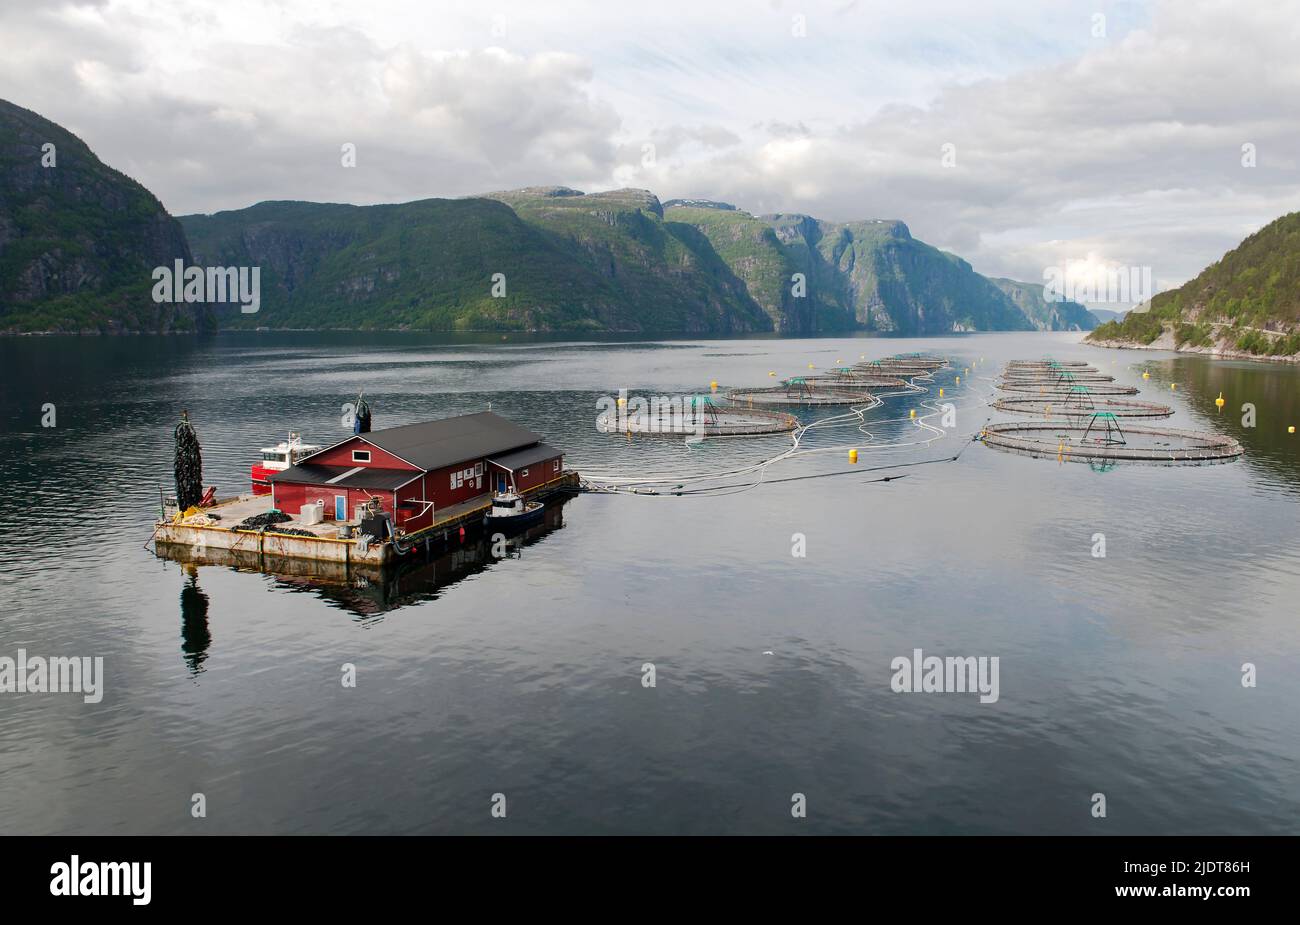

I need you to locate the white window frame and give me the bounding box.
[352,449,371,463]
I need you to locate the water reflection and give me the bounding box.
[7,332,1300,835]
[179,566,212,675]
[1152,356,1300,496]
[157,496,570,624]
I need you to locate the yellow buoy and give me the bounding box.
[849,449,858,464]
[1142,371,1150,380]
[710,380,718,391]
[1215,392,1225,411]
[1171,383,1177,391]
[617,396,626,406]
[910,409,916,418]
[956,376,961,385]
[939,387,944,397]
[768,371,776,377]
[808,363,815,369]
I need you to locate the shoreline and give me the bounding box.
[1086,335,1300,365]
[1,325,1091,339]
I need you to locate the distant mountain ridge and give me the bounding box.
[1088,211,1300,359]
[183,189,773,333]
[2,98,1103,336]
[988,278,1098,331]
[662,202,1039,334]
[183,188,1060,335]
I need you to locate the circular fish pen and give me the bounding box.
[997,380,1140,396]
[856,357,947,375]
[727,376,876,407]
[1005,364,1095,376]
[1001,371,1116,385]
[1006,360,1091,370]
[993,394,1174,419]
[981,417,1242,465]
[597,395,797,436]
[801,368,908,389]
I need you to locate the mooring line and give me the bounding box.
[580,360,998,497]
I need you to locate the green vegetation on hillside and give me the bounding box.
[0,98,204,333]
[183,189,773,333]
[658,205,821,332]
[484,188,772,333]
[667,204,1034,335]
[1088,211,1300,357]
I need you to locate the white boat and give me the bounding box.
[250,432,323,494]
[485,490,543,528]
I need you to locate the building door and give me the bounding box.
[334,495,347,521]
[497,474,506,493]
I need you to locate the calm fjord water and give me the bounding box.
[1,331,1297,835]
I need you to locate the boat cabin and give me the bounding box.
[251,432,324,495]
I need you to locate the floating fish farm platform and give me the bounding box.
[981,357,1243,466]
[153,470,579,572]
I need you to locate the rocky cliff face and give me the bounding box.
[0,98,208,333]
[989,278,1098,331]
[666,204,1034,335]
[488,188,771,333]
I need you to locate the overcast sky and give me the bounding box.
[3,0,1298,303]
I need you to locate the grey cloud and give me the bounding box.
[649,1,1300,294]
[2,0,1297,302]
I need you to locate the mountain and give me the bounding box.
[478,187,771,332]
[989,278,1098,331]
[664,203,1034,334]
[1087,212,1300,358]
[0,99,207,333]
[182,189,773,333]
[0,97,1081,337]
[184,190,1046,335]
[1088,308,1127,324]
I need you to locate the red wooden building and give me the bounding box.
[268,411,564,533]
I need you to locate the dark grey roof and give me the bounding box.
[359,411,542,472]
[268,464,419,491]
[487,442,562,472]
